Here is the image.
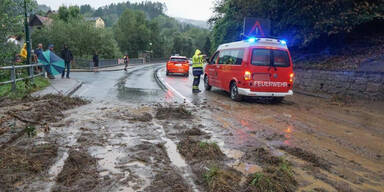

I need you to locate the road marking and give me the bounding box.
[157,68,192,104]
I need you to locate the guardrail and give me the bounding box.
[0,63,45,91]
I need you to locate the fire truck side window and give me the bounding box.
[218,49,244,65]
[232,49,244,65]
[218,50,228,65]
[210,52,220,64]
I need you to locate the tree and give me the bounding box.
[35,4,50,15]
[32,18,120,59]
[58,6,69,22]
[80,4,92,14]
[58,6,81,22]
[113,9,152,57]
[203,37,212,55]
[210,0,384,50]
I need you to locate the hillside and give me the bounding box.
[174,17,209,29]
[292,32,384,71]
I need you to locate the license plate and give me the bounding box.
[175,64,182,66]
[253,73,270,81]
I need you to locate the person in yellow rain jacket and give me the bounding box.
[19,43,28,60]
[192,49,205,93]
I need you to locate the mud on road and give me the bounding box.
[202,93,384,192]
[0,95,88,191]
[0,93,383,192]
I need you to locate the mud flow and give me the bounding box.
[200,93,384,192]
[0,95,88,191]
[1,93,383,192]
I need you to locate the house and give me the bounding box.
[29,14,53,29]
[46,10,57,17]
[85,17,105,28]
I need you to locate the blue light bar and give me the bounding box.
[247,37,258,43]
[280,40,287,45]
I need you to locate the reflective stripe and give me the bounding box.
[192,63,203,68]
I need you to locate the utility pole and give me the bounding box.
[24,0,31,65]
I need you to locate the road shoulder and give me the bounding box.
[32,77,83,97]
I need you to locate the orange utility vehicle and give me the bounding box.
[166,56,190,77]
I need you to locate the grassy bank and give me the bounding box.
[0,76,50,98]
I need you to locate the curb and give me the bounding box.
[153,67,193,104]
[65,80,83,96]
[154,67,168,91]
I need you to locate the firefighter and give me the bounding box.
[192,49,205,93]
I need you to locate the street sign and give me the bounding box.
[243,17,271,38]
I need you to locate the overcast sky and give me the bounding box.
[36,0,215,21]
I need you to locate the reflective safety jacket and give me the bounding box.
[20,43,27,59]
[192,49,204,76]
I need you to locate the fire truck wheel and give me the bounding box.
[230,82,242,101]
[204,75,212,91]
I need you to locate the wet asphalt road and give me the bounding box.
[71,64,215,105]
[71,64,178,103]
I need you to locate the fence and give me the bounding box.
[72,58,146,69]
[0,63,45,91]
[72,58,168,69]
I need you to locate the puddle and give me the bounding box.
[162,136,188,167]
[154,122,199,192]
[89,145,122,175]
[154,123,188,168]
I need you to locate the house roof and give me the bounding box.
[29,15,52,26]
